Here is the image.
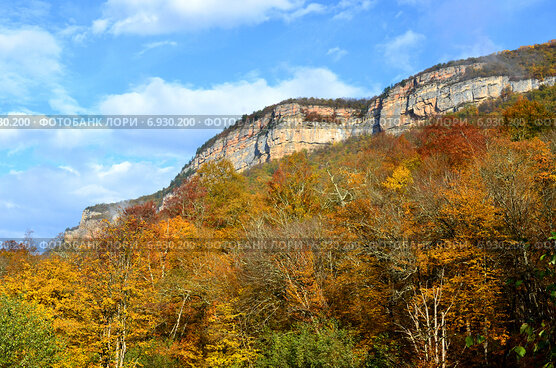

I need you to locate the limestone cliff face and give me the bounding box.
[66,62,556,239]
[376,65,555,132]
[64,206,120,240]
[179,66,555,175]
[181,104,373,174]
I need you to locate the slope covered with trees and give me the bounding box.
[2,84,556,367]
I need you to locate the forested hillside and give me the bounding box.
[1,84,555,367]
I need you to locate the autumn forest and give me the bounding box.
[1,78,555,368]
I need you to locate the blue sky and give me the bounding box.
[0,0,554,238]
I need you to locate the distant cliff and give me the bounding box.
[65,41,556,240]
[179,69,555,175]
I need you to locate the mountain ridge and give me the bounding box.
[65,40,556,239]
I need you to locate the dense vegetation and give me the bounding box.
[2,84,556,367]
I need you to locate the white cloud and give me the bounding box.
[99,67,369,115]
[136,40,178,56]
[58,25,90,44]
[0,28,61,100]
[333,0,375,20]
[327,47,348,61]
[70,184,117,201]
[0,27,84,114]
[380,30,426,73]
[94,0,325,35]
[2,1,51,26]
[59,165,80,176]
[92,19,109,34]
[94,161,132,179]
[284,3,326,21]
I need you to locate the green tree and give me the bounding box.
[0,296,60,367]
[256,321,360,368]
[514,233,556,367]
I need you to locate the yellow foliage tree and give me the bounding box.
[205,301,257,367]
[383,164,413,194]
[0,256,96,367]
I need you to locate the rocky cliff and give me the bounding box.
[66,42,556,239]
[64,206,120,240]
[179,66,555,175]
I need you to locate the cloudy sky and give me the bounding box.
[0,0,554,238]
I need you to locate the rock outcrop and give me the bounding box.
[377,67,555,133]
[179,67,555,174]
[64,204,124,241]
[181,104,371,174]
